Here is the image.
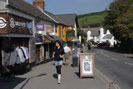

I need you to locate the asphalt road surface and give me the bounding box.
[90,47,133,89]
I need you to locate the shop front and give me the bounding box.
[35,34,44,63]
[35,24,45,64]
[0,13,33,75]
[43,34,62,62]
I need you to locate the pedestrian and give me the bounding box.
[88,41,91,50]
[53,40,65,84]
[81,44,84,53]
[64,43,71,66]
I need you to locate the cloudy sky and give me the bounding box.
[25,0,113,15]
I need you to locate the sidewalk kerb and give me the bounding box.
[96,68,121,89]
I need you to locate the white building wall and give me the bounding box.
[86,28,116,46]
[73,23,77,37]
[87,31,93,41]
[99,28,105,43]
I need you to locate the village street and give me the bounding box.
[0,47,133,89]
[0,0,133,89]
[90,47,133,89]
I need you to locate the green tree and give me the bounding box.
[104,0,133,52]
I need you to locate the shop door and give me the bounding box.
[44,44,48,60]
[36,45,41,63]
[49,43,54,59]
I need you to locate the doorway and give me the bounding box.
[0,37,3,77]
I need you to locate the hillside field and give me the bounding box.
[78,11,107,28]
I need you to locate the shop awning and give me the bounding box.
[72,37,80,42]
[43,36,51,43]
[51,35,62,41]
[0,34,33,38]
[44,34,62,43]
[72,39,80,42]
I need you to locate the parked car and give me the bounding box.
[97,42,110,47]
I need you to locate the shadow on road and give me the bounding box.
[75,72,80,78]
[0,73,47,89]
[129,57,133,59]
[0,77,26,89]
[95,47,133,59]
[20,73,47,89]
[94,47,124,53]
[53,74,58,79]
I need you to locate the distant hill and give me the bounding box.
[78,11,107,28]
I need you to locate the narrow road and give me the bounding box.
[90,47,133,89]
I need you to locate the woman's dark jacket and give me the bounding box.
[54,47,65,61]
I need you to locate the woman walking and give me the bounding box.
[54,40,65,84]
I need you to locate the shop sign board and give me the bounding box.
[36,24,45,32]
[46,25,54,33]
[79,53,95,78]
[0,13,32,34]
[10,18,26,28]
[0,17,7,28]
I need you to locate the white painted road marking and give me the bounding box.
[125,62,133,66]
[102,53,119,62]
[103,54,110,58]
[111,58,119,61]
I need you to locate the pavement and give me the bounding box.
[90,47,133,89]
[0,54,115,89]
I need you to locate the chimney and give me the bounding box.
[33,0,45,11]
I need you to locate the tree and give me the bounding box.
[104,0,133,52]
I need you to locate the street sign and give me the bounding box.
[79,53,95,78]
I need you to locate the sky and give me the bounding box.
[25,0,113,15]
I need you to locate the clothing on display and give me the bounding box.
[4,47,29,66]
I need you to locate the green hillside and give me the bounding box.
[78,11,107,28]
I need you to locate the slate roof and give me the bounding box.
[81,28,100,36]
[88,28,100,36]
[103,34,113,39]
[56,14,78,27]
[44,11,65,24]
[7,0,54,23]
[6,0,78,26]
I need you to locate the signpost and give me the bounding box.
[79,53,95,78]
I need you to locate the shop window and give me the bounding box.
[59,26,61,37]
[62,27,64,37]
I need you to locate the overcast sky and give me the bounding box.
[25,0,113,15]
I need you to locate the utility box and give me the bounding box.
[72,55,78,67]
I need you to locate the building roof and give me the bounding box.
[88,28,100,36]
[6,0,78,27]
[56,14,78,27]
[44,11,65,24]
[7,0,54,23]
[103,34,113,39]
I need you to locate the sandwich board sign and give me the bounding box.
[79,53,95,78]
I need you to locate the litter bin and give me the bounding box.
[72,55,78,67]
